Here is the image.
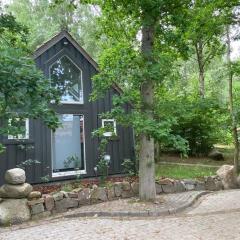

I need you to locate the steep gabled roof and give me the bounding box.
[33,30,99,71]
[33,30,123,94]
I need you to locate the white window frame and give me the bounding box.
[49,55,84,105]
[8,118,29,140]
[102,119,117,137]
[51,114,87,178]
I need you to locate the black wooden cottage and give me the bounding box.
[0,31,135,185]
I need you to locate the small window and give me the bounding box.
[102,119,117,137]
[8,118,29,140]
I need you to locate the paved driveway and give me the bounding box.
[1,190,240,240]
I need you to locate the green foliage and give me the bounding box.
[92,124,116,184]
[157,90,230,155]
[5,0,100,59]
[121,158,136,176]
[40,175,50,183]
[96,158,109,185]
[16,159,41,170]
[0,13,60,149]
[155,163,217,180]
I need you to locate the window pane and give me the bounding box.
[52,114,85,173]
[8,118,29,140]
[50,56,83,103]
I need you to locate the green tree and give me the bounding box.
[5,0,100,59]
[88,0,192,201]
[0,13,59,152]
[185,0,239,98]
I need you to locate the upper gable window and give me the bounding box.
[50,55,83,104]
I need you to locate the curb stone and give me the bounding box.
[62,191,211,219]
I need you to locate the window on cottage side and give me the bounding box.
[50,55,83,104]
[102,119,117,137]
[8,118,29,140]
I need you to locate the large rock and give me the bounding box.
[78,188,91,205]
[217,165,237,189]
[4,168,26,185]
[44,195,55,211]
[90,187,108,203]
[183,179,196,191]
[208,149,224,161]
[155,183,163,194]
[205,176,223,191]
[52,192,64,201]
[174,181,186,192]
[0,183,33,198]
[55,198,78,213]
[114,182,123,197]
[28,191,42,200]
[106,186,115,200]
[0,199,31,226]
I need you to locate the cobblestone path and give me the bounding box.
[1,190,240,240]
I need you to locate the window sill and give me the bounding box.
[52,170,87,177]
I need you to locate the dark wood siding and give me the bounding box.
[0,37,135,185]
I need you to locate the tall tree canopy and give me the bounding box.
[87,0,239,200]
[4,0,100,59]
[0,12,59,152]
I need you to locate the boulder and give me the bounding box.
[44,195,55,211]
[114,182,123,197]
[52,192,64,201]
[78,188,91,205]
[28,191,42,200]
[216,165,237,189]
[155,183,163,194]
[205,176,223,191]
[4,168,26,185]
[0,183,33,198]
[106,186,115,200]
[55,198,78,213]
[161,183,175,193]
[0,199,31,226]
[208,149,224,161]
[174,181,186,192]
[30,203,45,215]
[183,179,196,191]
[195,181,205,191]
[90,187,108,203]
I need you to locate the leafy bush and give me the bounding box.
[157,96,230,156]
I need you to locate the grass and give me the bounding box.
[158,145,234,166]
[155,163,218,180]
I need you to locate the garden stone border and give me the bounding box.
[0,170,228,225]
[26,177,220,220]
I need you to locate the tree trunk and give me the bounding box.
[139,25,156,201]
[195,41,205,98]
[226,26,239,174]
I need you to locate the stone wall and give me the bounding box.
[0,165,236,225]
[28,176,225,220]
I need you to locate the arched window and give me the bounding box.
[50,55,83,104]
